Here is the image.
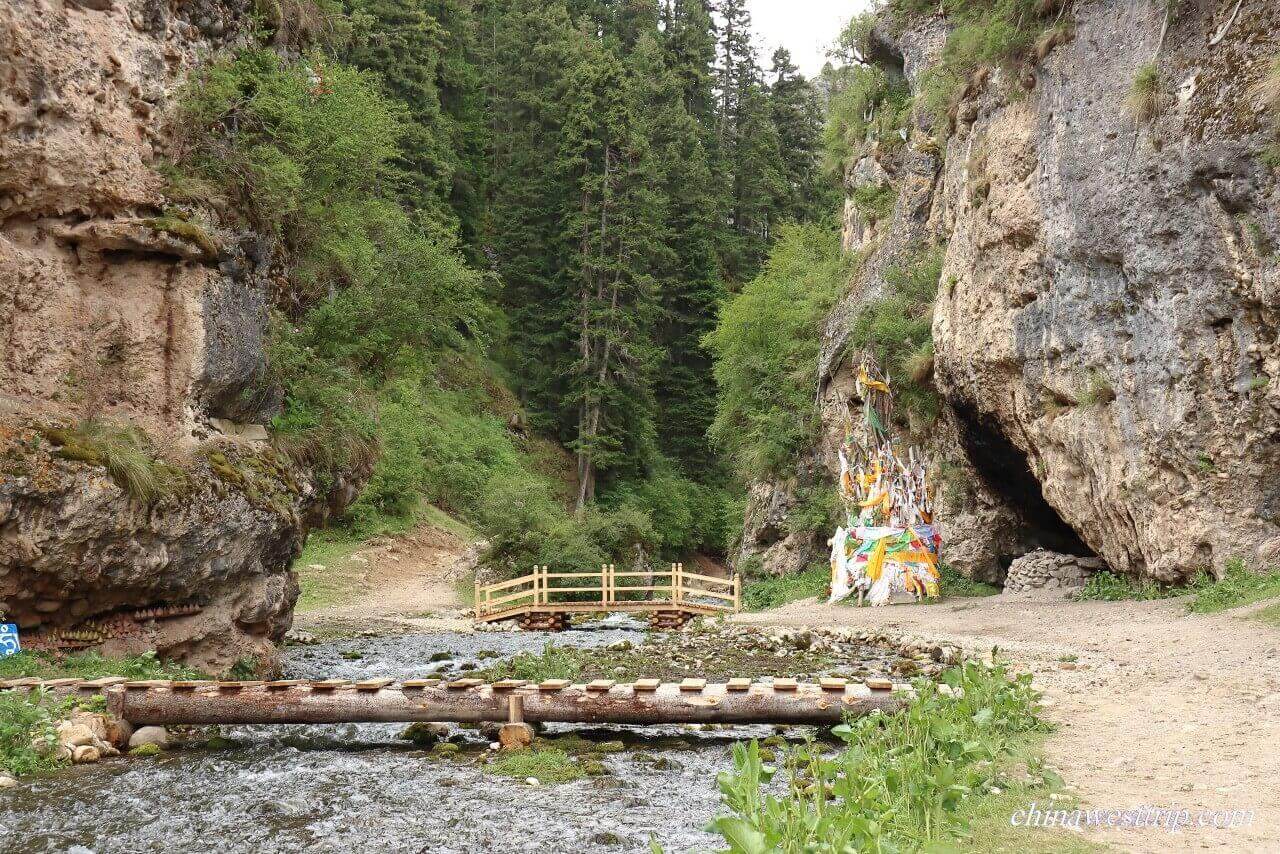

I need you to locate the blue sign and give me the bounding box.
[0,624,20,658]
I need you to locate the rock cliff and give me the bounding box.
[739,0,1280,585]
[0,0,351,672]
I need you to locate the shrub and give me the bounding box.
[849,184,897,223]
[711,659,1051,850]
[1076,570,1170,602]
[940,564,1000,598]
[706,222,854,481]
[822,64,911,177]
[849,245,945,427]
[1127,62,1161,123]
[742,563,830,611]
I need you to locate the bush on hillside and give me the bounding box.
[706,222,854,481]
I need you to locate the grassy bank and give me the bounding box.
[0,652,201,777]
[707,659,1099,853]
[1077,559,1280,619]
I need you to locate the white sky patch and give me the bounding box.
[748,0,875,77]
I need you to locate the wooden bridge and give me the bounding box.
[0,676,902,729]
[473,563,741,630]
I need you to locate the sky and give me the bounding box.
[747,0,874,77]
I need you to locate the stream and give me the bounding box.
[0,618,890,853]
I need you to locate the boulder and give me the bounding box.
[128,726,169,750]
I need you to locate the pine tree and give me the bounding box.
[632,29,723,470]
[559,28,663,507]
[768,47,838,222]
[347,0,460,238]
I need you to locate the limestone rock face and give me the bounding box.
[740,0,1280,584]
[0,1,355,671]
[932,0,1280,581]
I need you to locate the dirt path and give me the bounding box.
[293,524,479,634]
[734,593,1280,853]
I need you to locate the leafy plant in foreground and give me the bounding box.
[711,659,1050,851]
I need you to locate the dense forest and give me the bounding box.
[172,0,859,573]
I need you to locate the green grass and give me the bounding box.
[1075,570,1172,603]
[941,564,1001,599]
[1251,603,1280,629]
[0,651,204,681]
[1128,63,1161,123]
[1075,560,1280,620]
[1186,559,1280,614]
[710,659,1076,851]
[0,652,203,777]
[475,643,584,683]
[483,747,585,784]
[742,564,830,611]
[39,419,184,503]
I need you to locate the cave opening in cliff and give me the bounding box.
[950,399,1095,577]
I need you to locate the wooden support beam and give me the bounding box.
[102,681,904,727]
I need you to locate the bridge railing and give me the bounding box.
[474,563,741,620]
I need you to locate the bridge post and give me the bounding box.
[498,693,533,750]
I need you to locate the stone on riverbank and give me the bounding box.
[129,726,169,750]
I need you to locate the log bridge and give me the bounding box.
[0,676,904,731]
[474,563,742,630]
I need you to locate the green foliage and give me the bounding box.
[711,659,1052,851]
[484,747,585,783]
[478,643,584,683]
[0,692,61,778]
[940,564,1001,598]
[0,650,205,681]
[849,246,945,427]
[39,419,184,503]
[0,652,203,777]
[1075,570,1172,603]
[1187,559,1280,614]
[707,222,853,480]
[849,184,897,223]
[1128,63,1161,123]
[822,64,911,177]
[741,563,830,611]
[894,0,1057,135]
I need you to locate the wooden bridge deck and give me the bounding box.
[474,563,741,628]
[0,676,903,726]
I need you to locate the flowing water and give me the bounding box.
[0,618,871,853]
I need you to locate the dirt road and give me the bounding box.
[734,593,1280,853]
[293,524,478,634]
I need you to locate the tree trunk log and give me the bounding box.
[96,682,904,727]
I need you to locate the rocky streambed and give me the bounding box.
[0,619,949,853]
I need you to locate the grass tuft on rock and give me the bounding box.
[1127,62,1161,123]
[1250,55,1280,117]
[39,419,184,503]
